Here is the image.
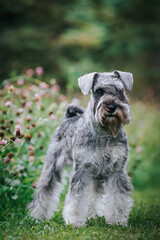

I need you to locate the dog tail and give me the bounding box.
[65,104,84,118]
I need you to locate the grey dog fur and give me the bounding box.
[28,70,134,226]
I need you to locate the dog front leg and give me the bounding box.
[63,166,91,227]
[103,171,133,226]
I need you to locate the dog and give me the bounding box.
[28,70,134,227]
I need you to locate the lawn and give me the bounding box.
[0,189,159,240]
[0,76,160,239]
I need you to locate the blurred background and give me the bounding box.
[0,1,160,238]
[0,0,160,96]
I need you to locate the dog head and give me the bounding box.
[78,70,133,137]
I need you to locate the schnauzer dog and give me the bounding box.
[28,70,134,227]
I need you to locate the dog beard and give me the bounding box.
[102,116,121,137]
[95,105,127,137]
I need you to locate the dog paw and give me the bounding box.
[64,215,86,227]
[105,218,128,227]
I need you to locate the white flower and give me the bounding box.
[11,195,18,200]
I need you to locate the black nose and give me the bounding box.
[104,104,116,113]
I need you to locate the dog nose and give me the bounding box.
[104,104,116,113]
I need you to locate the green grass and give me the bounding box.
[0,78,160,239]
[0,189,159,240]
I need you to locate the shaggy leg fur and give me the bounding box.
[103,172,133,226]
[28,143,66,220]
[88,180,104,219]
[63,168,91,227]
[28,171,66,220]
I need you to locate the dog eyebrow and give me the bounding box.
[105,85,117,92]
[94,85,117,94]
[108,84,124,92]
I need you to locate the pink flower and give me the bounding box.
[25,101,32,108]
[136,146,143,153]
[39,82,49,89]
[28,145,34,151]
[17,78,24,86]
[37,100,42,107]
[15,138,21,144]
[71,98,80,105]
[16,118,23,125]
[5,101,12,107]
[52,84,60,92]
[18,108,24,114]
[4,157,10,164]
[26,68,34,77]
[15,124,22,131]
[26,115,31,122]
[59,94,67,101]
[32,182,37,188]
[35,66,44,76]
[14,130,22,137]
[50,114,56,120]
[34,93,41,101]
[8,85,15,93]
[29,156,34,162]
[15,88,22,95]
[0,139,7,145]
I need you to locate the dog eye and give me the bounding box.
[95,89,104,95]
[121,88,124,93]
[120,88,125,96]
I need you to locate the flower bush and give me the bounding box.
[0,71,69,209]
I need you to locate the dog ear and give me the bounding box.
[78,72,98,95]
[114,70,133,91]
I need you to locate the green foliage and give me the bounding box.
[126,101,160,188]
[0,76,160,239]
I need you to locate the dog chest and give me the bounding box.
[73,144,127,180]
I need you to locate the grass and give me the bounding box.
[0,76,160,239]
[0,189,159,240]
